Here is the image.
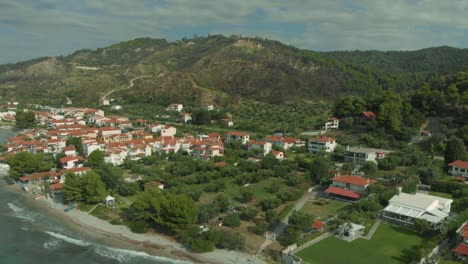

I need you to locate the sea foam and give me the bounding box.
[45,231,191,264]
[7,202,38,222]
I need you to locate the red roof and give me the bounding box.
[362,111,376,119]
[454,244,468,256]
[207,132,221,137]
[60,156,84,163]
[272,151,283,156]
[61,167,91,174]
[449,160,468,169]
[214,161,227,167]
[51,183,63,191]
[19,171,61,182]
[331,175,376,186]
[312,220,326,229]
[460,224,468,238]
[325,186,361,199]
[63,146,76,151]
[227,131,249,137]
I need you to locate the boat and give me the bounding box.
[34,195,43,200]
[64,204,75,212]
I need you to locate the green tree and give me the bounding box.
[377,92,403,131]
[7,152,54,180]
[444,137,466,164]
[15,111,36,129]
[288,211,313,232]
[82,171,107,204]
[85,150,105,168]
[66,137,84,155]
[95,163,123,191]
[63,172,84,202]
[161,193,198,230]
[223,213,241,227]
[309,157,330,184]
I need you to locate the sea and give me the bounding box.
[0,128,190,264]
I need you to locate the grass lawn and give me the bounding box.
[299,198,349,220]
[295,223,424,264]
[428,191,453,199]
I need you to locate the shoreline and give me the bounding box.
[3,182,266,264]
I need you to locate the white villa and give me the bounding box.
[344,146,392,164]
[308,137,337,153]
[382,191,453,230]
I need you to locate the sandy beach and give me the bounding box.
[7,183,267,264]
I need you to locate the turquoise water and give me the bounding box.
[0,129,191,264]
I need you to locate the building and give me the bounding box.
[344,146,392,164]
[454,222,468,260]
[248,140,272,156]
[272,150,284,160]
[220,118,234,127]
[226,131,250,144]
[203,104,215,111]
[325,175,376,200]
[322,117,339,130]
[178,113,192,124]
[166,104,183,112]
[99,99,110,106]
[161,126,176,137]
[308,137,337,153]
[381,191,453,230]
[356,111,376,125]
[448,160,468,178]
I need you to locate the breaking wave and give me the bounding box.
[7,202,38,222]
[45,231,191,264]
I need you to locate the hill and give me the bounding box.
[1,35,468,106]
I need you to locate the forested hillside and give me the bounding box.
[0,35,467,106]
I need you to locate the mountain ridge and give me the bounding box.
[1,35,468,105]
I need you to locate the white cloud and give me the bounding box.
[1,0,467,63]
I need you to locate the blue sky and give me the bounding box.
[1,0,467,64]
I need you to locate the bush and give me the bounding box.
[118,182,139,196]
[189,238,216,253]
[240,207,259,221]
[260,198,281,210]
[223,213,241,227]
[248,222,269,235]
[128,220,148,233]
[218,231,245,250]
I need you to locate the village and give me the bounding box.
[0,97,467,264]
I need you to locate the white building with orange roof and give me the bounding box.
[248,140,272,156]
[226,131,250,144]
[308,136,337,153]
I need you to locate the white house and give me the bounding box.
[179,113,192,124]
[344,146,393,164]
[248,140,272,156]
[448,160,468,178]
[166,104,183,112]
[99,99,110,106]
[323,117,339,130]
[382,191,453,230]
[221,118,234,127]
[271,150,284,160]
[161,126,176,137]
[226,131,250,144]
[63,146,77,156]
[308,137,337,153]
[60,156,84,169]
[98,127,122,138]
[325,175,377,200]
[204,104,215,111]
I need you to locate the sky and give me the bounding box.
[1,0,468,64]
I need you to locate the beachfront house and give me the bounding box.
[382,191,453,230]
